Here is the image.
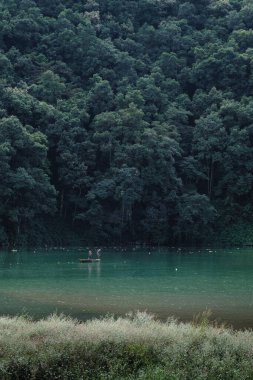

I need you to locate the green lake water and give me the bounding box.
[0,247,253,328]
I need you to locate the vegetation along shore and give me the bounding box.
[0,312,253,380]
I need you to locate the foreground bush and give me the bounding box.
[0,312,253,379]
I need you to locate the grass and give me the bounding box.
[0,311,253,379]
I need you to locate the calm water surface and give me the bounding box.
[0,247,253,328]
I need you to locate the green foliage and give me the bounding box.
[219,222,253,246]
[0,313,253,379]
[0,0,252,246]
[0,116,56,245]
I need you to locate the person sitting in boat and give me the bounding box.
[96,249,101,258]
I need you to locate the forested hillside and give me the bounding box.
[0,0,253,246]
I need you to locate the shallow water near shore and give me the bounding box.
[0,247,253,328]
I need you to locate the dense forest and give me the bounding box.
[0,0,253,246]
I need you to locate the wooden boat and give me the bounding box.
[79,258,101,263]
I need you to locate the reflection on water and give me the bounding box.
[87,262,101,278]
[0,247,253,328]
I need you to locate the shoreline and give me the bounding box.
[0,312,253,379]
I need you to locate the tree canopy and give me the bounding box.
[0,0,252,246]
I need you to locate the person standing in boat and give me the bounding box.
[96,249,101,259]
[88,250,93,259]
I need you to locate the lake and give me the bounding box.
[0,247,253,328]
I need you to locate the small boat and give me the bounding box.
[79,258,101,263]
